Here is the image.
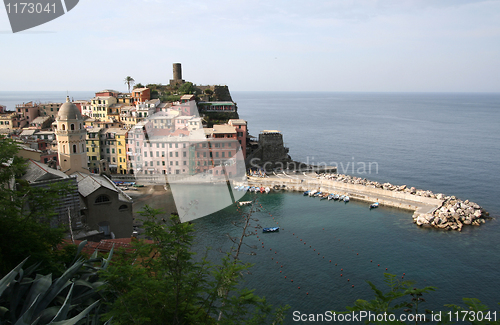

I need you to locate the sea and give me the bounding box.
[2,91,500,323]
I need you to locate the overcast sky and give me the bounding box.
[1,0,499,92]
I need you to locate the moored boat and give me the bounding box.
[308,190,317,197]
[303,190,310,196]
[263,227,280,233]
[370,202,379,209]
[333,194,340,200]
[265,187,271,193]
[344,196,350,202]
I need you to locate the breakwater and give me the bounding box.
[243,173,490,231]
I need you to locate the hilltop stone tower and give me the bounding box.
[56,96,88,175]
[170,63,185,86]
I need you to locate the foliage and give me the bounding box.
[335,273,436,324]
[204,89,213,95]
[438,299,500,325]
[0,241,113,325]
[124,76,135,93]
[99,206,288,325]
[161,94,181,103]
[178,82,196,95]
[134,82,144,89]
[0,137,77,277]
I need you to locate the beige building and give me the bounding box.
[55,97,89,175]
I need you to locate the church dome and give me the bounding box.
[58,96,82,120]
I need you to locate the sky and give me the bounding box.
[1,0,499,92]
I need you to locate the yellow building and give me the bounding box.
[90,96,117,120]
[86,127,103,173]
[115,129,128,174]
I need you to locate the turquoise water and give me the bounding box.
[193,191,500,321]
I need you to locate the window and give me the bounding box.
[73,145,77,153]
[62,124,66,130]
[71,124,75,130]
[119,204,128,211]
[144,152,147,157]
[169,152,173,157]
[156,151,159,157]
[119,149,121,154]
[95,195,110,204]
[112,148,115,154]
[175,152,178,157]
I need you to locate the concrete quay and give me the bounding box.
[245,174,443,218]
[243,173,490,231]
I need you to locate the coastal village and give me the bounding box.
[0,63,491,245]
[0,63,297,243]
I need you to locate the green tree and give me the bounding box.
[124,76,135,93]
[0,137,76,276]
[335,273,436,324]
[100,207,288,325]
[134,82,144,89]
[178,82,196,95]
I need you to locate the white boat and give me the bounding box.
[265,187,270,193]
[239,201,252,206]
[370,202,379,209]
[344,196,350,202]
[308,190,317,197]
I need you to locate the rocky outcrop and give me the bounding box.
[413,198,489,231]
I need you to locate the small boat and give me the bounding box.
[339,195,345,201]
[308,190,317,197]
[263,227,280,233]
[320,193,329,200]
[314,191,322,197]
[265,187,271,193]
[243,186,250,191]
[327,194,334,200]
[333,194,340,200]
[370,202,379,209]
[260,187,265,193]
[239,201,252,206]
[303,190,310,196]
[234,186,240,190]
[344,196,350,202]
